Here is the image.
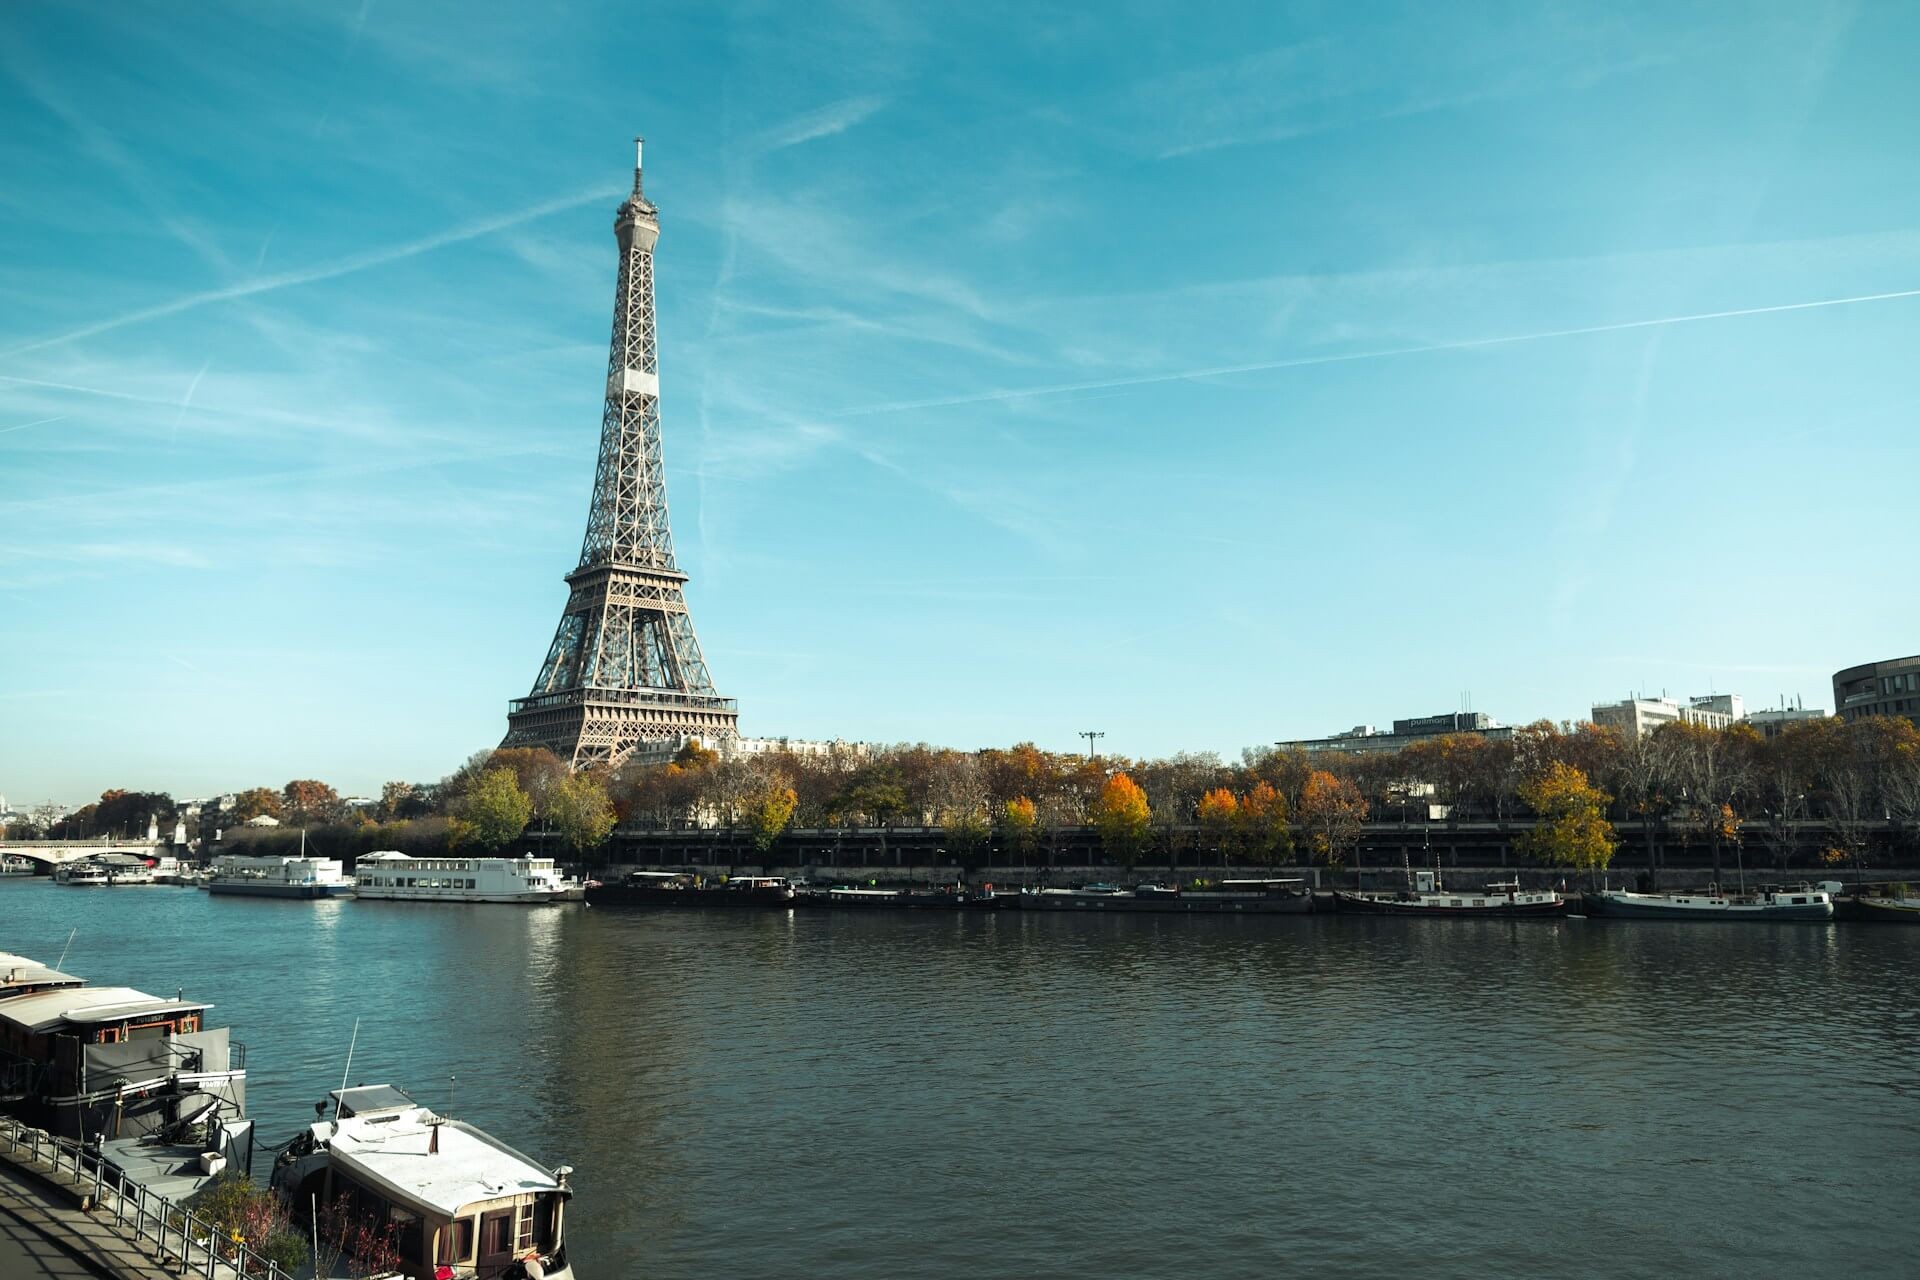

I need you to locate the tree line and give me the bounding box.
[12,714,1918,879]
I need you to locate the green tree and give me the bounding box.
[1516,761,1617,880]
[744,785,799,855]
[548,771,617,860]
[943,806,991,869]
[457,768,531,852]
[1091,773,1152,866]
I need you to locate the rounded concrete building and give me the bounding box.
[1832,654,1920,726]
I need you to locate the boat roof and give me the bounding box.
[331,1084,418,1117]
[0,953,85,995]
[1217,878,1307,887]
[324,1105,563,1218]
[0,985,209,1034]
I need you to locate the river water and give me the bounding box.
[4,880,1917,1278]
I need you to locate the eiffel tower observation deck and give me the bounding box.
[502,140,738,769]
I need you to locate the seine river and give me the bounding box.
[6,879,1919,1278]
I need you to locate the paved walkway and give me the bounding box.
[0,1156,175,1280]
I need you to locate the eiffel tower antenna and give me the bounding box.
[502,138,739,769]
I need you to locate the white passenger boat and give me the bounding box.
[1,855,37,876]
[207,853,354,899]
[273,1084,575,1280]
[53,860,110,886]
[353,851,581,904]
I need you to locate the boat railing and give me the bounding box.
[0,1113,297,1280]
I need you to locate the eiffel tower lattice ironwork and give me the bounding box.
[502,140,738,768]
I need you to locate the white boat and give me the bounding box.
[1,855,37,876]
[353,851,581,904]
[207,853,354,899]
[272,1084,575,1280]
[1582,882,1834,921]
[54,860,110,886]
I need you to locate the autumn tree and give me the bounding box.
[996,796,1040,866]
[1238,781,1292,865]
[1299,770,1367,878]
[1196,788,1239,862]
[282,779,344,827]
[1091,773,1153,866]
[1515,762,1617,881]
[548,772,617,861]
[456,768,531,852]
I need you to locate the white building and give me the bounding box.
[1591,694,1743,738]
[624,734,869,768]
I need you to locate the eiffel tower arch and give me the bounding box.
[502,140,738,769]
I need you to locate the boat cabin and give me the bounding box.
[275,1085,572,1280]
[0,952,86,1001]
[0,984,244,1141]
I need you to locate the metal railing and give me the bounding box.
[0,1115,293,1280]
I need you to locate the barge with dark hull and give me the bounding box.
[1021,879,1315,914]
[1582,883,1834,922]
[1333,872,1568,918]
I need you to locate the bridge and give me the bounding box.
[0,839,165,869]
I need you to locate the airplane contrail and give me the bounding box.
[0,183,625,361]
[841,285,1920,416]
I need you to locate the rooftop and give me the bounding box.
[0,952,86,996]
[321,1103,564,1218]
[0,985,209,1034]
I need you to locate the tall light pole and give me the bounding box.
[1079,731,1105,761]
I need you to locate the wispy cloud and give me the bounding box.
[840,285,1920,416]
[759,94,888,152]
[0,184,625,360]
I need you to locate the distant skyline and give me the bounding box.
[2,1,1917,805]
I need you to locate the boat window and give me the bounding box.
[1793,897,1806,904]
[535,1195,560,1250]
[437,1217,474,1264]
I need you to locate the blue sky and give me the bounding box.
[2,1,1916,804]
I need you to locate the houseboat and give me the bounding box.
[1019,879,1316,913]
[273,1084,574,1280]
[208,853,355,899]
[1333,871,1569,917]
[354,851,582,904]
[1843,891,1920,923]
[1582,883,1834,921]
[587,872,795,908]
[0,977,248,1144]
[0,952,86,1001]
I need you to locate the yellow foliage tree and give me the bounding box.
[1299,770,1366,874]
[998,796,1040,863]
[1196,788,1239,860]
[1237,781,1292,865]
[1516,761,1616,879]
[1091,773,1152,866]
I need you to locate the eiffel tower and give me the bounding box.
[502,140,738,769]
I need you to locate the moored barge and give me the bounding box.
[1333,872,1568,918]
[1582,883,1834,921]
[274,1083,574,1280]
